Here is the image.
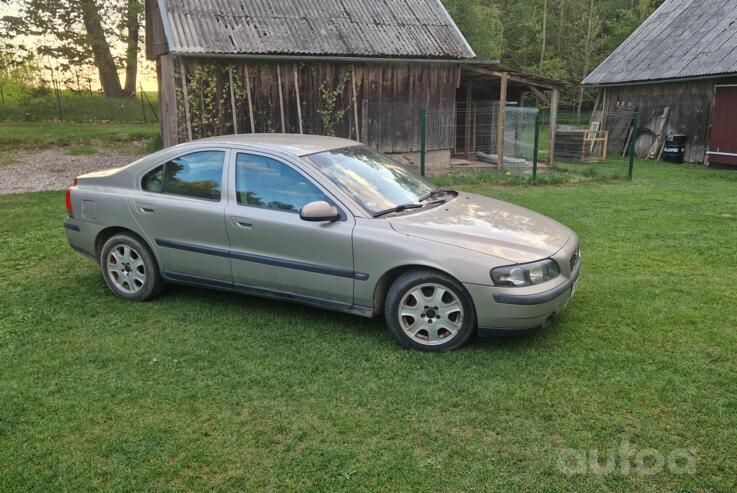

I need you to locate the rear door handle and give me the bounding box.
[136,203,155,214]
[230,216,253,230]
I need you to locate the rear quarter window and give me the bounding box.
[141,151,225,200]
[142,165,164,193]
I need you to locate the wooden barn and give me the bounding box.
[145,0,564,170]
[583,0,737,166]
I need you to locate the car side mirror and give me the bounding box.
[300,200,340,222]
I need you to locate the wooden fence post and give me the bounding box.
[294,65,303,134]
[178,57,193,142]
[228,65,238,134]
[277,64,286,133]
[361,99,369,144]
[548,88,560,166]
[244,65,255,133]
[351,65,360,140]
[496,72,509,169]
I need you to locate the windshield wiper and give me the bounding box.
[372,203,424,218]
[419,188,454,202]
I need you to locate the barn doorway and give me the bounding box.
[708,85,737,167]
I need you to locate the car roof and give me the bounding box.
[197,133,360,156]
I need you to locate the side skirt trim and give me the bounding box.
[161,271,232,290]
[160,270,374,318]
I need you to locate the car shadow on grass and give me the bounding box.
[156,283,557,353]
[72,268,558,353]
[161,283,387,331]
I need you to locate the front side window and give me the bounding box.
[142,151,225,200]
[236,153,327,213]
[305,146,434,215]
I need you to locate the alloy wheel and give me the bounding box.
[398,283,464,346]
[106,243,146,294]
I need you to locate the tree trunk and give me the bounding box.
[123,0,141,95]
[80,0,123,97]
[577,0,597,120]
[540,0,548,65]
[557,0,565,56]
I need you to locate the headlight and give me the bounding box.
[491,259,560,287]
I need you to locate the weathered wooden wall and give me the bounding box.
[601,78,737,163]
[162,58,461,153]
[145,0,168,60]
[157,55,178,148]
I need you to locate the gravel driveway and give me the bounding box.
[0,149,143,195]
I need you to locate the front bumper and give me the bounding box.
[466,244,581,336]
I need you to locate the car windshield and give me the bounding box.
[306,146,436,215]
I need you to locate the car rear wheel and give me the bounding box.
[385,270,476,351]
[100,233,162,301]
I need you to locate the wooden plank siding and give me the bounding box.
[167,58,461,154]
[601,78,737,163]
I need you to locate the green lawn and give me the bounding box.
[0,122,160,149]
[0,84,161,155]
[1,161,736,491]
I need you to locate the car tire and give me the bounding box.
[100,233,162,301]
[384,269,476,352]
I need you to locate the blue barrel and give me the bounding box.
[663,135,687,163]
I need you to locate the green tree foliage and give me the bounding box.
[0,50,40,104]
[1,0,142,97]
[444,0,665,106]
[443,0,503,60]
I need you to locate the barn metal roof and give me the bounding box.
[583,0,737,85]
[156,0,475,60]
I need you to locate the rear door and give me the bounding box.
[224,151,356,306]
[130,149,232,285]
[708,86,737,166]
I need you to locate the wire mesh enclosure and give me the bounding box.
[423,103,539,176]
[543,110,638,182]
[401,104,638,184]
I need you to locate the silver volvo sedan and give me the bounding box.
[64,134,580,351]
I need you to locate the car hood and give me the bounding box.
[387,192,573,263]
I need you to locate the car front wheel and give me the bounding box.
[100,233,162,301]
[385,270,476,351]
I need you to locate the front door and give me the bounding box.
[225,151,355,305]
[130,149,232,285]
[708,86,737,166]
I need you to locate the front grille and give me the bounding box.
[569,246,580,271]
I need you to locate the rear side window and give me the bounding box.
[142,151,225,200]
[236,153,327,213]
[142,165,164,193]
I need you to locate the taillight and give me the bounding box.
[65,178,77,217]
